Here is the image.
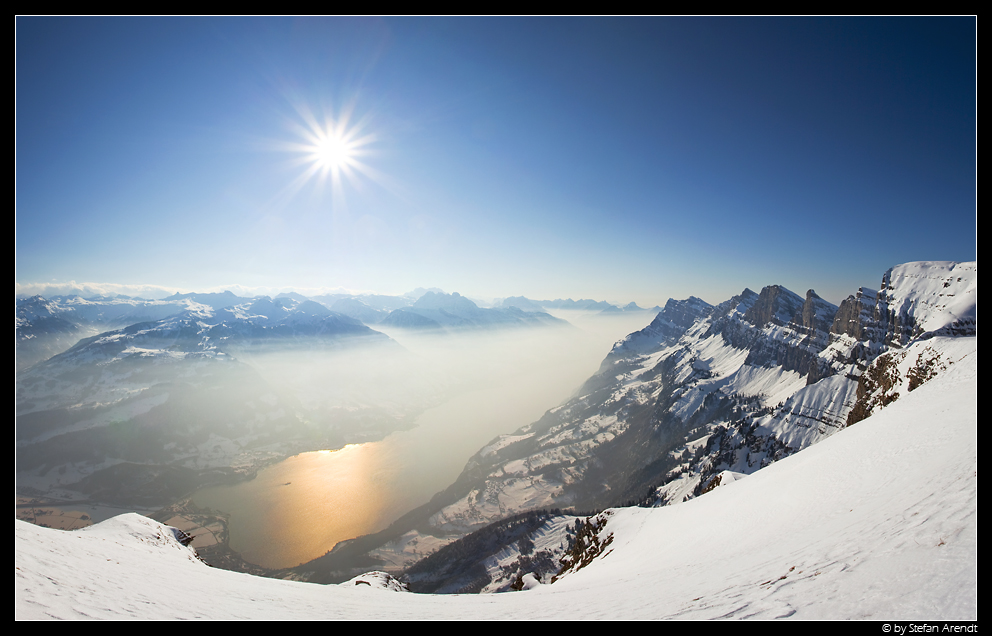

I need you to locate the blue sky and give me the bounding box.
[15,17,976,306]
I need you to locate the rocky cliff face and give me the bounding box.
[845,337,965,427]
[742,285,807,328]
[831,261,977,349]
[798,289,839,334]
[649,261,975,507]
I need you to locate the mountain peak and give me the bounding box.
[742,285,805,328]
[412,291,480,312]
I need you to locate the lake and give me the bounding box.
[191,311,653,569]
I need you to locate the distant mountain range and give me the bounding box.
[499,296,659,314]
[378,292,569,331]
[317,291,653,326]
[17,289,644,356]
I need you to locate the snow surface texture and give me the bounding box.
[16,336,976,620]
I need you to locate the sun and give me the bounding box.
[280,101,379,197]
[313,132,354,170]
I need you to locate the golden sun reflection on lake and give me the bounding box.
[193,443,397,569]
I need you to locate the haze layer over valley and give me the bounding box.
[15,287,654,568]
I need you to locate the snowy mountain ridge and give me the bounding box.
[305,261,975,581]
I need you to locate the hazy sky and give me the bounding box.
[15,17,976,306]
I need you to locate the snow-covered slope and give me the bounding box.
[15,336,976,619]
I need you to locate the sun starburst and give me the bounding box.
[313,132,354,171]
[280,101,379,199]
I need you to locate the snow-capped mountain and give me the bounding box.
[24,292,230,326]
[328,297,392,324]
[194,296,386,353]
[298,261,975,581]
[15,295,88,371]
[15,337,976,618]
[14,293,224,370]
[16,295,390,413]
